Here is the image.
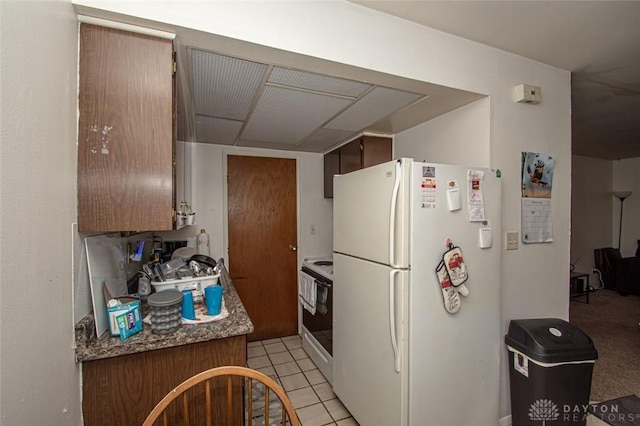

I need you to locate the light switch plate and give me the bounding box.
[506,232,519,250]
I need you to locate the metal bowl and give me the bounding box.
[189,254,217,268]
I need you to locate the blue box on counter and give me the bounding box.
[107,297,142,338]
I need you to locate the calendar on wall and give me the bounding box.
[522,198,553,243]
[521,152,555,243]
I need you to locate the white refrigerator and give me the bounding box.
[333,158,501,426]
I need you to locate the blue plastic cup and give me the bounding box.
[205,285,223,316]
[181,290,196,320]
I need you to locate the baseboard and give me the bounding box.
[499,414,512,426]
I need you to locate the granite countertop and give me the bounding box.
[74,264,254,362]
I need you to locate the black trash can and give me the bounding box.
[505,318,598,426]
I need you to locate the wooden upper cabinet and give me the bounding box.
[323,135,392,198]
[323,149,340,199]
[360,135,393,168]
[338,139,362,174]
[78,24,175,232]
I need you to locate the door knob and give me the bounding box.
[289,245,298,251]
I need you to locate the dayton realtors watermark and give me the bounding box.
[587,402,638,423]
[529,399,638,424]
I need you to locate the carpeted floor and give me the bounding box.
[589,395,640,426]
[569,289,640,402]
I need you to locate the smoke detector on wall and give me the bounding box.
[514,83,541,104]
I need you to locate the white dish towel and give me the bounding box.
[298,271,317,315]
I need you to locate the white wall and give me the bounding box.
[613,157,640,257]
[395,98,491,168]
[570,156,614,285]
[0,1,82,424]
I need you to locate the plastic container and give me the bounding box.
[197,229,210,256]
[205,285,223,316]
[181,290,196,320]
[137,276,151,297]
[147,290,184,334]
[171,246,196,262]
[158,258,186,278]
[505,318,598,426]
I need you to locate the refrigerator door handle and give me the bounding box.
[389,269,401,373]
[389,159,402,268]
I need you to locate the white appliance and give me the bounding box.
[300,257,334,383]
[332,159,501,426]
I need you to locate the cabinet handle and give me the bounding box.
[289,245,298,251]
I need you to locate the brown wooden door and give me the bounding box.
[227,156,298,341]
[78,24,174,232]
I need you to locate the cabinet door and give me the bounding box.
[323,149,340,198]
[361,135,393,168]
[339,138,362,174]
[323,136,393,198]
[78,24,174,232]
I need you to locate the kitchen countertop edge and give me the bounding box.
[74,264,253,362]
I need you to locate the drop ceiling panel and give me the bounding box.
[195,115,243,145]
[238,139,301,151]
[293,128,355,152]
[192,49,267,120]
[241,85,353,145]
[325,87,424,132]
[268,67,372,98]
[181,45,485,153]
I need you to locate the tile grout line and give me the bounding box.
[250,336,355,426]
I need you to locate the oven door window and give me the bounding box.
[302,281,333,356]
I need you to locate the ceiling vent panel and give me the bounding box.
[325,87,424,132]
[237,139,299,151]
[294,128,355,153]
[268,67,372,98]
[192,49,267,120]
[195,114,243,145]
[242,85,352,145]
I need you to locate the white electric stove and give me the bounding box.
[300,256,333,383]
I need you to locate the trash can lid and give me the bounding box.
[505,318,598,363]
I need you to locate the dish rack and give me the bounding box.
[151,274,220,293]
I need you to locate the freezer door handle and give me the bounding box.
[389,159,402,268]
[389,269,401,373]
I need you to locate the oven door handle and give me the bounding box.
[316,281,332,289]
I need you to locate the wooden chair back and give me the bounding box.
[143,365,299,426]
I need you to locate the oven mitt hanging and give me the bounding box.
[436,261,461,314]
[457,283,470,297]
[442,244,469,287]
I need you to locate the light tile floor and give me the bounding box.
[249,337,609,426]
[248,335,359,426]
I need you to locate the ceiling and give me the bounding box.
[84,1,640,159]
[176,47,484,153]
[350,1,640,161]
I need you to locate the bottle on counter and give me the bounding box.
[197,229,210,256]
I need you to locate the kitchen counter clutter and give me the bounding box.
[74,264,254,362]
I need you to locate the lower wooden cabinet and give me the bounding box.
[82,336,246,426]
[324,135,392,198]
